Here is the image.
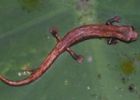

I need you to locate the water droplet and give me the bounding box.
[47,36,50,39]
[64,80,69,86]
[86,86,91,90]
[87,56,93,63]
[18,72,22,76]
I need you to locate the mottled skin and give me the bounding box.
[0,16,138,86]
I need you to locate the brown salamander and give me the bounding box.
[0,16,138,86]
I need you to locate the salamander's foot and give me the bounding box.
[76,55,84,64]
[66,48,84,63]
[49,27,61,41]
[107,38,118,45]
[106,16,121,25]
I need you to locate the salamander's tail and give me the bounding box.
[0,75,33,86]
[0,46,61,86]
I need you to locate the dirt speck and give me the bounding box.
[121,59,135,75]
[128,84,137,93]
[18,0,43,12]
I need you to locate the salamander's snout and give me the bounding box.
[128,26,138,41]
[130,31,138,41]
[125,26,139,41]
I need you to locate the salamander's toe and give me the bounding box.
[76,55,84,64]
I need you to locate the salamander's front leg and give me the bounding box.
[106,16,121,25]
[106,16,121,45]
[49,27,84,63]
[106,38,118,45]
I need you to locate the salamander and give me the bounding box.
[0,16,138,86]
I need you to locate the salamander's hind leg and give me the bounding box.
[66,48,84,63]
[106,16,121,45]
[49,27,84,63]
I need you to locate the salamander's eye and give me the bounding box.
[131,25,135,31]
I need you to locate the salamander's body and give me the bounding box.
[0,18,138,86]
[62,24,137,47]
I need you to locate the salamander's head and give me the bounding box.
[127,26,138,41]
[120,25,138,42]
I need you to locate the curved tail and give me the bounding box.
[0,46,63,86]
